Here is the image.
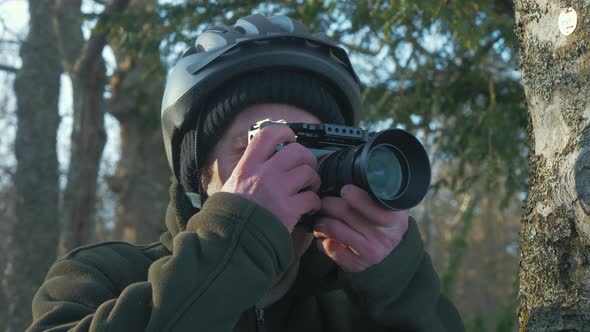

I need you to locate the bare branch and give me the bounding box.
[0,64,18,73]
[0,39,22,45]
[0,164,15,181]
[0,16,23,40]
[54,0,130,75]
[76,0,130,74]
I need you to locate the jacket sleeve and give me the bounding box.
[342,218,465,332]
[28,192,293,332]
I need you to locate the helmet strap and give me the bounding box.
[187,109,205,210]
[185,191,202,210]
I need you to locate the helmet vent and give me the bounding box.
[208,26,228,33]
[180,46,197,58]
[161,14,362,179]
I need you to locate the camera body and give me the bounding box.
[248,120,373,158]
[248,120,431,211]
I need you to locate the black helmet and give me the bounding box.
[161,14,362,179]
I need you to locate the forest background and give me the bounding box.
[0,0,524,331]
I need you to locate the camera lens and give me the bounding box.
[366,145,403,200]
[316,128,430,211]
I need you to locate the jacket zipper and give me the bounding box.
[255,306,266,332]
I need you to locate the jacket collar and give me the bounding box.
[161,195,343,295]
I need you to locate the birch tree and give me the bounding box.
[516,1,590,330]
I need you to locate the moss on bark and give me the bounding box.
[516,0,590,330]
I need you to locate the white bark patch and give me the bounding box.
[530,89,590,241]
[550,145,590,243]
[524,1,577,48]
[537,202,554,217]
[533,152,583,232]
[530,93,572,163]
[555,152,580,206]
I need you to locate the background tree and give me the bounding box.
[54,0,130,255]
[515,1,590,330]
[106,0,170,244]
[2,0,61,330]
[0,1,528,330]
[104,1,261,243]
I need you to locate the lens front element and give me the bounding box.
[366,145,403,200]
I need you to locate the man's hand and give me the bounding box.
[221,124,321,232]
[313,184,409,272]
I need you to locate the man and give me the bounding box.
[28,14,465,331]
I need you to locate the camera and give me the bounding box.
[248,120,431,210]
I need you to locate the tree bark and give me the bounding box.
[516,1,590,330]
[107,0,169,244]
[54,0,130,255]
[4,0,61,330]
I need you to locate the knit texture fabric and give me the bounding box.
[28,192,466,331]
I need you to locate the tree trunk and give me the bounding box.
[107,0,169,244]
[107,120,169,243]
[4,0,61,330]
[59,58,107,254]
[516,1,590,330]
[441,191,480,297]
[54,0,130,255]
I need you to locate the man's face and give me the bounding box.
[202,103,322,267]
[203,103,321,196]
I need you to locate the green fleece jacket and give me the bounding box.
[28,192,464,331]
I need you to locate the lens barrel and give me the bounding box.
[317,129,431,210]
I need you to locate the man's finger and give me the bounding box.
[241,125,296,166]
[313,217,366,255]
[340,185,399,226]
[285,164,321,194]
[317,238,367,273]
[292,190,322,216]
[268,142,317,172]
[319,196,375,236]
